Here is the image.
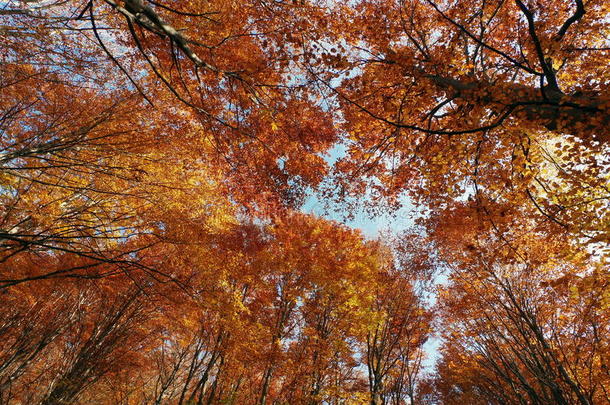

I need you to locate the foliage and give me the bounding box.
[0,0,608,404]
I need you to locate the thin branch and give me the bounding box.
[556,0,585,40]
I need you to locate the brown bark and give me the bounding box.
[422,71,609,142]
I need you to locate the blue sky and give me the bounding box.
[301,192,416,239]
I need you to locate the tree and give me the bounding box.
[359,237,434,405]
[0,14,234,287]
[0,273,158,404]
[40,213,420,405]
[307,0,609,242]
[5,0,339,211]
[364,273,432,405]
[0,0,340,290]
[428,200,609,405]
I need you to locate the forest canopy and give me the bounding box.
[0,0,608,404]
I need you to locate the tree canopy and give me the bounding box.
[0,0,608,404]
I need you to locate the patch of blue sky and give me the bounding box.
[300,138,417,238]
[302,189,416,239]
